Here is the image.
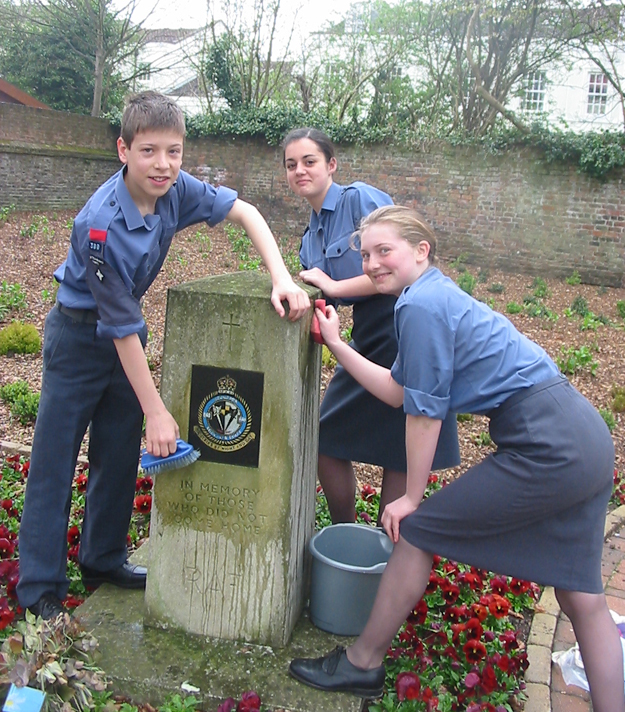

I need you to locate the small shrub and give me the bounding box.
[488,282,505,294]
[580,312,609,331]
[570,295,590,316]
[457,271,477,295]
[600,408,616,432]
[0,204,15,224]
[617,300,625,319]
[19,214,48,239]
[556,345,598,376]
[532,276,550,299]
[474,431,493,447]
[566,270,582,285]
[611,385,625,413]
[457,413,473,423]
[11,391,40,424]
[477,268,489,283]
[506,301,523,314]
[0,281,28,319]
[0,321,41,355]
[449,254,468,271]
[0,380,30,404]
[0,379,40,424]
[225,223,261,271]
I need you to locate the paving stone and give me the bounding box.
[523,683,550,712]
[551,665,591,700]
[525,644,552,685]
[553,617,577,650]
[528,613,557,647]
[606,593,625,612]
[538,587,560,617]
[551,691,591,712]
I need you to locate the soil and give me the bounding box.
[1,209,624,490]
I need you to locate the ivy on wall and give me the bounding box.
[105,105,625,180]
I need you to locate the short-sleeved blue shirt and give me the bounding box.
[55,168,237,340]
[299,181,392,305]
[390,268,560,419]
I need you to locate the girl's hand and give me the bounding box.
[381,494,420,543]
[271,277,310,321]
[299,268,336,297]
[316,304,342,349]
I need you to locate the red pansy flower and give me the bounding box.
[464,671,480,689]
[425,571,442,594]
[408,598,428,625]
[0,538,14,558]
[134,494,152,513]
[217,700,236,712]
[481,664,498,693]
[490,576,509,595]
[463,639,487,663]
[499,630,519,652]
[1,499,13,512]
[444,605,465,623]
[67,525,80,546]
[441,580,460,604]
[465,617,484,641]
[75,473,88,493]
[0,599,14,630]
[489,594,510,618]
[67,544,80,561]
[396,671,421,701]
[236,691,261,712]
[495,653,511,672]
[360,483,377,501]
[509,578,531,595]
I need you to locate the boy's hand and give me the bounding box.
[316,304,342,349]
[299,268,336,297]
[145,410,180,457]
[271,277,310,321]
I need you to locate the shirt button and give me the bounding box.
[337,248,341,253]
[322,248,326,254]
[110,201,116,206]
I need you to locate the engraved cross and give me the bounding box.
[223,313,241,350]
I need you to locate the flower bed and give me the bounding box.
[0,452,623,711]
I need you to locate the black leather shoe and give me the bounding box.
[289,646,385,698]
[27,592,65,620]
[80,561,147,590]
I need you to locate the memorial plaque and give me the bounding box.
[188,365,264,468]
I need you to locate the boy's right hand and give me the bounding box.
[145,410,180,457]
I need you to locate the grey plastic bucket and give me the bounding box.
[309,523,394,636]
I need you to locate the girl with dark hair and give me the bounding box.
[282,128,460,524]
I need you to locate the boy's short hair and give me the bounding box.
[120,91,186,147]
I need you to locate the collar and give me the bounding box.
[310,182,342,232]
[114,168,160,232]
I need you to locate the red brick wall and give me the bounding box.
[1,103,623,286]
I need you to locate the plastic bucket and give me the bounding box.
[309,523,394,635]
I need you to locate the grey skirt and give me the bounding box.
[400,376,614,593]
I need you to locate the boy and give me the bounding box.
[17,91,310,619]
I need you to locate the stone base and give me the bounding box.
[74,548,364,712]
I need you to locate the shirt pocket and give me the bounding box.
[325,232,362,280]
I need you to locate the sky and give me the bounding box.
[127,0,357,32]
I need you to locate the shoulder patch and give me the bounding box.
[89,227,106,264]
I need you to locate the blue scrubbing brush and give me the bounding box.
[141,439,200,475]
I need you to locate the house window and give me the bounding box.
[522,71,546,113]
[587,73,608,115]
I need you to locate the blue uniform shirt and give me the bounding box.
[390,268,560,419]
[299,181,392,305]
[55,168,237,340]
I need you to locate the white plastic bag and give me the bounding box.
[552,610,625,692]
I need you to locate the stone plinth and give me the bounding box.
[145,273,320,647]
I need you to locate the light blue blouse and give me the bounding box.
[390,268,560,419]
[299,181,392,304]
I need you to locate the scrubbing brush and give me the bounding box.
[141,438,200,475]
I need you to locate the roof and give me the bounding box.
[0,78,50,109]
[142,28,199,44]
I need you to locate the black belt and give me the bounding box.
[56,302,99,324]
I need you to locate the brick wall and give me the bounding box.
[1,103,624,286]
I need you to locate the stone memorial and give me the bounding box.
[144,272,320,647]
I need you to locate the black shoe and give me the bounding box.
[289,646,385,698]
[27,592,65,620]
[80,561,147,590]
